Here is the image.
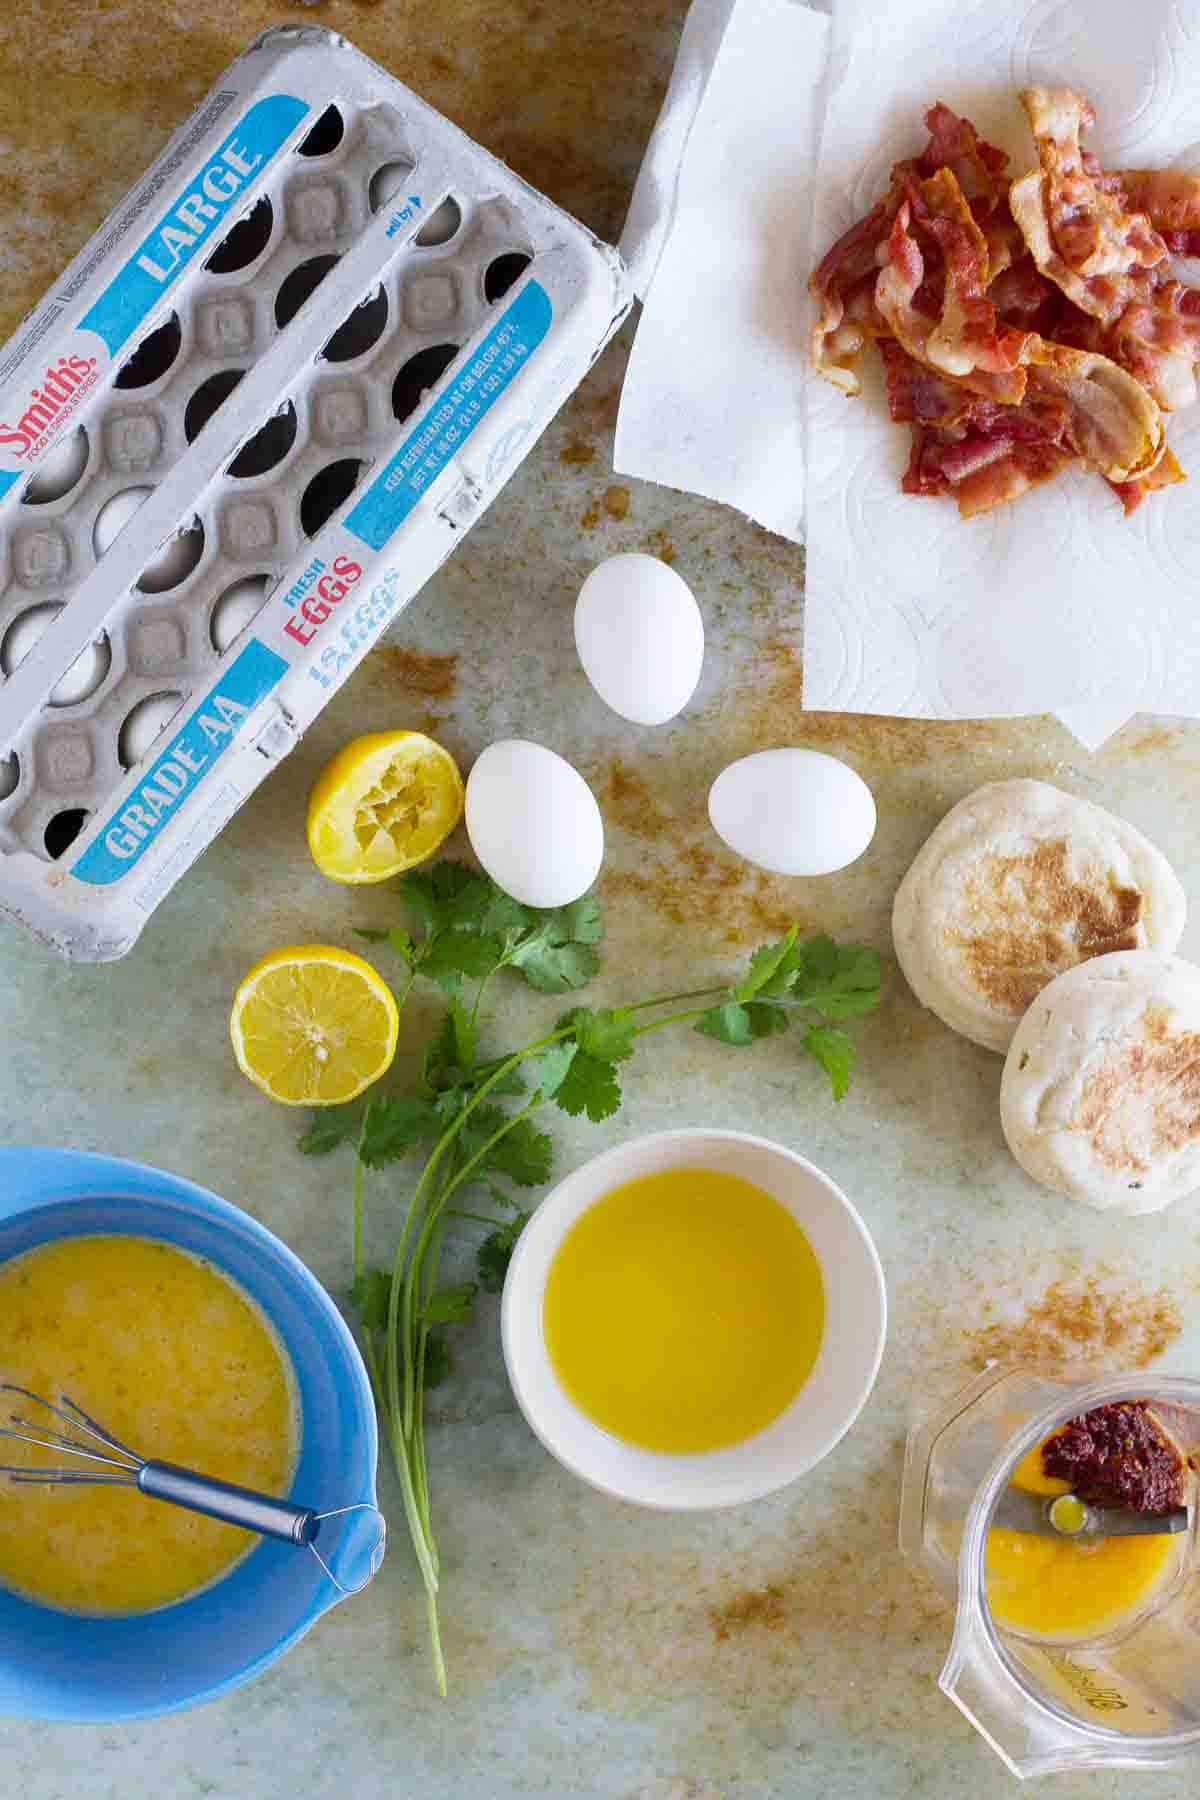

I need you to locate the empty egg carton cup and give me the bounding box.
[0,25,631,958]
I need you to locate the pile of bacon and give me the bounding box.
[810,88,1200,517]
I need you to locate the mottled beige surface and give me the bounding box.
[4,4,1200,1797]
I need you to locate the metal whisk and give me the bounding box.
[0,1385,385,1596]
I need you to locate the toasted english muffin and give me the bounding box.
[1000,951,1200,1214]
[892,780,1185,1052]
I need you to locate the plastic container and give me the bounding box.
[901,1365,1200,1779]
[0,26,631,960]
[0,1147,380,1721]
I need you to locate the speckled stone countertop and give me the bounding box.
[3,5,1200,1797]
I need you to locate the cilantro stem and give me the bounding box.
[625,985,727,1012]
[631,1006,712,1036]
[352,1129,367,1286]
[446,1209,508,1228]
[401,1095,542,1440]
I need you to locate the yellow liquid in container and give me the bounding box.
[542,1167,825,1454]
[0,1234,297,1616]
[988,1433,1180,1640]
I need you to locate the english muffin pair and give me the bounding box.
[893,780,1198,1216]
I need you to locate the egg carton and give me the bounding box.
[0,25,631,960]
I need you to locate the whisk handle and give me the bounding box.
[138,1461,319,1546]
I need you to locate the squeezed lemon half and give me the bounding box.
[307,730,464,883]
[230,944,399,1105]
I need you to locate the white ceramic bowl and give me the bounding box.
[501,1129,887,1510]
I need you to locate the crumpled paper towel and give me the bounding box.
[614,0,829,542]
[618,0,1200,747]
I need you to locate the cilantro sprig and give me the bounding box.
[298,865,881,1694]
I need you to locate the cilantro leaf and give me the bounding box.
[555,1050,623,1122]
[746,1001,790,1038]
[351,1267,393,1330]
[420,930,505,991]
[298,1107,359,1156]
[734,927,799,1001]
[456,1107,552,1185]
[388,927,416,965]
[468,1058,525,1097]
[486,1118,553,1187]
[398,861,479,938]
[558,895,603,944]
[512,938,601,993]
[360,1094,440,1168]
[804,1023,856,1101]
[481,890,532,936]
[422,1281,477,1325]
[572,1006,635,1063]
[477,1212,529,1293]
[423,1332,452,1388]
[695,1001,754,1046]
[507,896,604,992]
[356,925,416,965]
[532,1040,577,1099]
[792,938,882,1019]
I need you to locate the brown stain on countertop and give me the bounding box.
[964,1275,1182,1373]
[368,646,459,698]
[594,756,814,943]
[555,1474,948,1754]
[603,484,631,521]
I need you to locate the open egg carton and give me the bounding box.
[0,25,631,960]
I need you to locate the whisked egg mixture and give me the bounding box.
[0,1234,298,1615]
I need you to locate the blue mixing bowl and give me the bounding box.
[0,1147,382,1722]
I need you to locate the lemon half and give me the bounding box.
[230,944,399,1106]
[307,730,463,884]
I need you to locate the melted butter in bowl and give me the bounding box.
[0,1234,298,1616]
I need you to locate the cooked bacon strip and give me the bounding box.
[919,101,1010,203]
[903,421,1074,516]
[877,337,982,425]
[876,178,1029,403]
[1020,88,1167,276]
[810,103,1011,395]
[1010,89,1167,325]
[989,253,1054,323]
[810,201,891,395]
[1108,444,1186,514]
[1114,169,1200,256]
[1024,339,1163,480]
[956,440,1077,516]
[1111,280,1200,410]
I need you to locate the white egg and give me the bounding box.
[93,485,152,558]
[0,604,109,707]
[24,426,89,504]
[708,748,876,876]
[369,160,415,213]
[574,552,703,726]
[465,739,604,908]
[138,516,204,593]
[118,692,184,768]
[50,633,111,708]
[211,575,270,652]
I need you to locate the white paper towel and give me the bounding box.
[614,0,829,543]
[618,0,1200,745]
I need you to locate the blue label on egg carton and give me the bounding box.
[0,95,309,503]
[71,638,288,887]
[80,95,310,356]
[345,278,553,551]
